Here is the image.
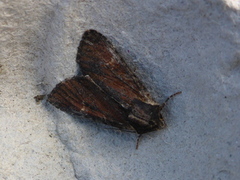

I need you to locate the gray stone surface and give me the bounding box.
[1,0,239,179]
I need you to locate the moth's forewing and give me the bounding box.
[76,30,155,108]
[47,76,135,131]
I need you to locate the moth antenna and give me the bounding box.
[160,91,182,110]
[136,134,142,149]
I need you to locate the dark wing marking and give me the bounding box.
[76,30,156,108]
[47,76,135,131]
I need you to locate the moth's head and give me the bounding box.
[145,105,166,130]
[128,99,166,134]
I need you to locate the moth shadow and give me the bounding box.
[71,114,138,148]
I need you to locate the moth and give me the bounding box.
[47,29,181,149]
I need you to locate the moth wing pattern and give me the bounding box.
[76,30,157,108]
[47,29,182,149]
[47,76,135,131]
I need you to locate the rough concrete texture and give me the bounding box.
[1,0,239,180]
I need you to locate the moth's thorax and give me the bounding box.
[127,99,166,134]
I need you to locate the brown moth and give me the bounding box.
[47,29,181,149]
